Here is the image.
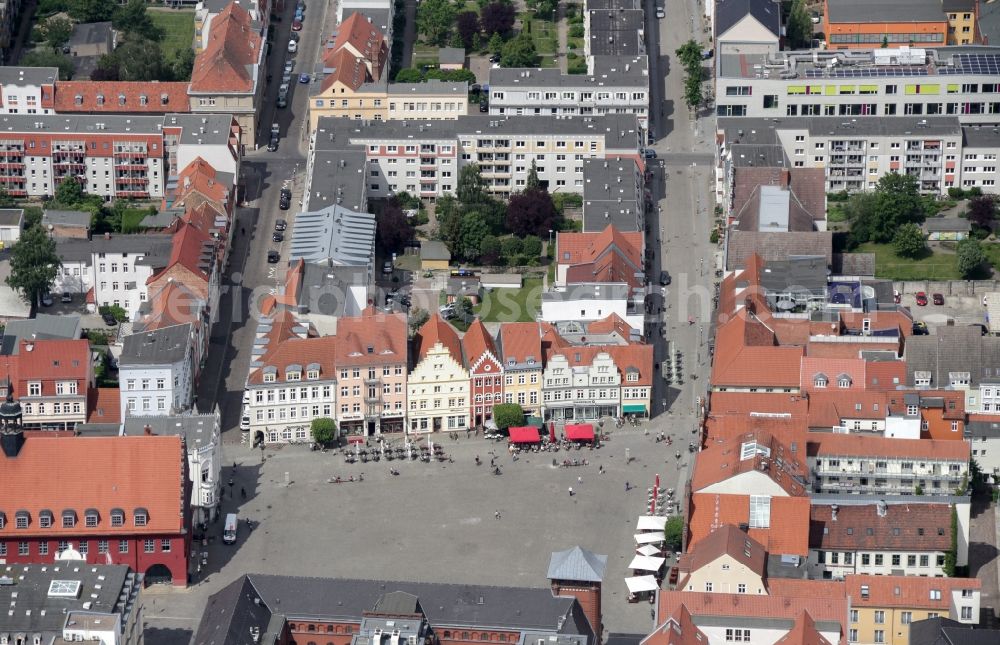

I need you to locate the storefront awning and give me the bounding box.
[636,544,662,557]
[628,554,666,572]
[508,426,541,443]
[634,531,666,545]
[623,404,647,414]
[636,516,665,531]
[625,575,659,593]
[565,424,594,441]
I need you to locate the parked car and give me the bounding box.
[479,101,489,113]
[101,311,118,326]
[932,293,945,305]
[383,261,393,274]
[60,292,72,303]
[439,305,456,319]
[40,293,53,306]
[280,187,292,200]
[489,54,501,63]
[279,195,291,210]
[912,321,929,335]
[267,133,279,151]
[275,218,287,231]
[399,295,412,307]
[291,19,303,31]
[283,60,295,74]
[299,73,310,84]
[915,292,928,306]
[287,39,298,53]
[267,250,281,263]
[659,270,671,286]
[272,231,284,242]
[655,7,664,18]
[240,415,251,430]
[289,31,300,42]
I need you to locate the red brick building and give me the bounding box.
[463,318,503,426]
[0,432,191,585]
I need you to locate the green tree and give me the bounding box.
[0,187,14,208]
[457,296,474,319]
[409,307,430,335]
[492,403,525,431]
[488,32,504,55]
[310,417,338,445]
[458,211,490,261]
[416,0,457,46]
[500,236,523,260]
[500,32,538,67]
[526,160,541,191]
[172,48,196,82]
[69,0,116,22]
[664,516,684,551]
[479,234,501,264]
[957,238,987,278]
[892,223,926,258]
[43,16,73,51]
[435,194,463,253]
[521,235,542,257]
[457,164,488,204]
[683,74,703,110]
[54,177,84,206]
[395,67,424,82]
[115,39,168,81]
[849,173,925,244]
[21,50,74,80]
[7,225,60,307]
[114,0,164,41]
[675,39,702,71]
[786,0,813,49]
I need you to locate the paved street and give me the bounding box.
[142,429,687,643]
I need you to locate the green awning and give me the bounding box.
[525,415,544,429]
[623,405,647,413]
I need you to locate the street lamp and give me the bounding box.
[548,229,554,252]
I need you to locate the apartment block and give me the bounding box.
[119,323,196,419]
[0,337,92,430]
[822,0,948,49]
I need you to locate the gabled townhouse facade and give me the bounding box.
[333,307,408,436]
[408,314,469,434]
[498,321,543,418]
[463,318,503,427]
[0,337,92,429]
[541,347,621,422]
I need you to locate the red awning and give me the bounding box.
[565,424,595,441]
[347,435,365,444]
[508,426,541,443]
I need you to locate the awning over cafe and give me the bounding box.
[625,576,659,593]
[508,426,541,443]
[565,424,594,441]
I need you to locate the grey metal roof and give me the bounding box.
[962,124,1000,149]
[297,263,369,316]
[543,283,631,302]
[1,314,81,355]
[909,617,1000,645]
[420,240,451,261]
[0,67,58,86]
[69,21,112,47]
[387,80,469,96]
[546,546,607,582]
[56,234,173,263]
[288,204,376,266]
[193,573,595,645]
[166,114,238,146]
[0,563,134,641]
[719,116,963,142]
[757,185,790,232]
[826,0,946,24]
[437,47,466,65]
[715,0,781,39]
[965,419,1000,438]
[831,253,876,277]
[305,148,368,213]
[120,323,192,366]
[758,256,828,295]
[41,209,91,229]
[905,326,1000,388]
[582,158,643,233]
[0,208,22,227]
[122,412,219,446]
[924,217,970,232]
[490,56,648,88]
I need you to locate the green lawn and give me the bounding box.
[413,43,440,67]
[149,9,195,62]
[857,243,961,280]
[475,277,542,322]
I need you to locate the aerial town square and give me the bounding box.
[2,0,1000,642]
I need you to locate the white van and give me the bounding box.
[223,513,238,544]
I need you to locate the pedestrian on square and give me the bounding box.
[568,487,574,497]
[495,510,501,520]
[599,465,604,475]
[625,481,631,492]
[577,475,582,484]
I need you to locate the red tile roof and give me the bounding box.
[806,391,889,428]
[0,339,91,398]
[640,605,707,645]
[809,504,952,551]
[0,435,186,537]
[173,157,231,211]
[499,322,543,364]
[676,524,767,581]
[320,47,370,92]
[586,313,634,338]
[707,392,811,419]
[864,360,908,391]
[844,574,980,609]
[415,314,464,365]
[164,220,215,282]
[463,319,500,373]
[692,430,810,496]
[703,414,809,447]
[141,281,204,331]
[606,344,654,387]
[330,12,387,80]
[190,2,262,93]
[688,493,811,556]
[806,433,971,461]
[657,588,846,630]
[775,610,835,645]
[711,312,805,388]
[248,336,338,385]
[557,225,644,288]
[334,308,407,367]
[54,81,190,113]
[86,387,120,424]
[799,357,867,393]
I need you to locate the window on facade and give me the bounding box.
[110,510,124,527]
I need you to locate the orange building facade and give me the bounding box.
[823,0,948,49]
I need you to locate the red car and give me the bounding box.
[915,292,928,306]
[933,293,945,305]
[291,19,303,30]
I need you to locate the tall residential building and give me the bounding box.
[119,323,196,420]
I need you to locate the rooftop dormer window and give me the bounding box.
[813,374,828,388]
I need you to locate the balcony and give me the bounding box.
[364,395,381,404]
[364,376,380,385]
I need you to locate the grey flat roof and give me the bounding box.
[297,263,369,316]
[306,148,368,213]
[120,323,192,365]
[69,21,112,47]
[166,113,237,145]
[826,0,947,24]
[42,209,91,229]
[0,67,58,86]
[1,313,81,355]
[581,158,643,232]
[490,56,648,88]
[0,113,235,144]
[0,208,22,227]
[925,217,970,232]
[585,0,642,9]
[716,0,782,38]
[438,47,465,65]
[719,116,963,141]
[0,563,133,638]
[543,283,632,301]
[123,412,218,445]
[731,143,787,168]
[387,80,469,95]
[56,234,173,263]
[759,256,829,295]
[962,124,1000,149]
[288,204,376,266]
[420,240,451,261]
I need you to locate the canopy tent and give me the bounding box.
[347,435,365,444]
[565,424,595,441]
[636,516,666,532]
[623,405,647,414]
[628,554,666,572]
[525,415,544,429]
[624,576,659,594]
[634,531,666,545]
[508,426,541,444]
[636,544,662,557]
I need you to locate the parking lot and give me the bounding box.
[899,291,989,331]
[142,427,688,644]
